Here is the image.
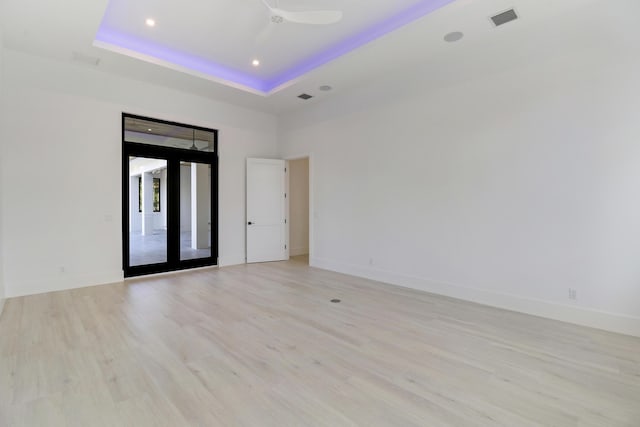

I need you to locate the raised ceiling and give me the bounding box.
[94,0,457,95]
[1,0,624,113]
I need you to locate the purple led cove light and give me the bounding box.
[264,0,457,91]
[95,0,456,94]
[95,26,268,92]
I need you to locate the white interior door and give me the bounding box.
[246,158,288,263]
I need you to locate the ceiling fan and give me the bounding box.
[259,0,343,25]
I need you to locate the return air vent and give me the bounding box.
[491,9,518,27]
[298,93,313,100]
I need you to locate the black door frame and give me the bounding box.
[122,113,219,277]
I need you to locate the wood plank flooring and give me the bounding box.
[1,257,639,426]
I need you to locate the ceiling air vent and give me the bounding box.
[490,9,518,27]
[298,94,313,100]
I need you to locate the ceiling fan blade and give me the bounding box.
[259,0,274,11]
[273,9,342,25]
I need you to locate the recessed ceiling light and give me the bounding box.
[145,18,156,27]
[252,59,260,67]
[444,31,464,42]
[147,128,152,132]
[319,85,332,92]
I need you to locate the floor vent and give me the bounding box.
[298,94,313,100]
[330,299,341,303]
[491,9,518,27]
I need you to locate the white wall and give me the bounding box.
[289,158,309,256]
[0,49,279,297]
[279,40,640,336]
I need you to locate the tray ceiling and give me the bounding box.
[94,0,457,95]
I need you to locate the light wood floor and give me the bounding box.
[1,257,639,426]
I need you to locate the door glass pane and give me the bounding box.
[180,162,212,260]
[129,156,168,266]
[124,117,215,152]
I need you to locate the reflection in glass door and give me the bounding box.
[129,157,168,266]
[180,162,211,261]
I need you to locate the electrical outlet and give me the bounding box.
[568,288,577,300]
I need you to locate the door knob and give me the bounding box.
[248,221,253,225]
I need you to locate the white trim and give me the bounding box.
[6,271,125,298]
[285,161,290,259]
[290,247,309,257]
[310,256,640,338]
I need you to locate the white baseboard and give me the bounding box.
[7,270,125,298]
[5,255,247,297]
[290,247,309,257]
[310,256,640,338]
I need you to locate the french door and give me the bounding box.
[122,114,218,277]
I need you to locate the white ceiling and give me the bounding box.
[0,0,631,113]
[96,0,446,94]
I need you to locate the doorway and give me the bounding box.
[287,157,310,265]
[122,114,218,277]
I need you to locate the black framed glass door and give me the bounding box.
[122,114,218,277]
